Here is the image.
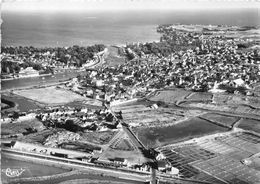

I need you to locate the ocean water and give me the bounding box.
[2,8,259,47]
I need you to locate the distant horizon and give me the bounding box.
[2,0,259,12]
[2,8,259,47]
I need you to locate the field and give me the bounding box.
[199,113,240,128]
[182,101,260,117]
[14,86,86,105]
[1,98,13,109]
[237,118,260,133]
[58,179,135,184]
[112,104,185,127]
[148,88,191,104]
[105,46,126,67]
[2,156,140,184]
[185,92,213,102]
[1,118,45,138]
[178,93,260,117]
[112,103,205,128]
[157,131,260,184]
[1,94,42,113]
[135,117,228,148]
[1,155,68,183]
[80,131,117,145]
[60,142,101,153]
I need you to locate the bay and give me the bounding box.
[2,8,259,47]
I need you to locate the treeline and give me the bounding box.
[1,44,105,58]
[1,59,21,73]
[1,44,106,73]
[56,44,105,66]
[1,57,45,74]
[1,57,53,74]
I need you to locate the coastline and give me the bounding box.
[1,80,70,93]
[1,73,52,81]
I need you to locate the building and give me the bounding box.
[18,67,39,78]
[10,141,91,159]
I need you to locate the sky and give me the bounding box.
[2,0,259,12]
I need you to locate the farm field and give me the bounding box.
[1,93,42,113]
[185,92,213,102]
[13,86,86,105]
[237,118,260,133]
[182,101,260,117]
[149,88,192,104]
[112,104,205,127]
[80,130,117,145]
[199,113,240,128]
[157,131,260,184]
[213,93,260,109]
[104,46,126,67]
[17,129,62,144]
[1,118,45,138]
[135,117,228,148]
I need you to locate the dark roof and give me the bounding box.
[113,157,125,162]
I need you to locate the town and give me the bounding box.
[1,24,260,184]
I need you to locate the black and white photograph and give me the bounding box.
[1,0,260,183]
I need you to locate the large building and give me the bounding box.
[18,67,39,78]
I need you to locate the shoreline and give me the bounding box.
[1,73,53,81]
[1,47,108,92]
[1,80,70,93]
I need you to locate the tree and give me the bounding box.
[12,111,20,119]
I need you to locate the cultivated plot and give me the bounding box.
[14,86,86,105]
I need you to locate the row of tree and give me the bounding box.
[1,44,106,73]
[1,44,105,57]
[1,58,47,74]
[56,44,105,67]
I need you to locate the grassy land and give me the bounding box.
[58,179,134,184]
[135,117,228,148]
[1,154,68,179]
[149,88,192,104]
[105,46,126,67]
[185,92,213,102]
[80,131,117,145]
[237,118,260,134]
[1,93,42,114]
[1,118,45,137]
[14,86,86,105]
[199,113,240,127]
[18,129,59,144]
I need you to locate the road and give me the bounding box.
[90,48,108,68]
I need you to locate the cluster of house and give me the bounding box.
[35,106,122,132]
[43,131,81,147]
[65,30,259,106]
[66,69,148,104]
[1,50,97,79]
[155,25,260,94]
[2,51,73,70]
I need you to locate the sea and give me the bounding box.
[2,8,259,47]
